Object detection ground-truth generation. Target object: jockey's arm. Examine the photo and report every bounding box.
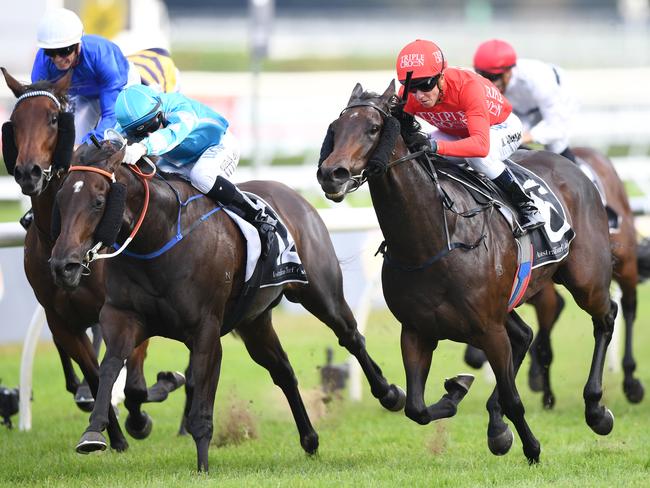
[528,73,571,147]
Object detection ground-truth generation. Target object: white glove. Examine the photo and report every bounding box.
[123,143,147,165]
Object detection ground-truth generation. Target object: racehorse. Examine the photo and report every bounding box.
[48,139,406,472]
[1,68,183,450]
[465,147,645,409]
[316,82,618,464]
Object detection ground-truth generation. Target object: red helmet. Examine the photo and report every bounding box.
[396,39,446,82]
[473,39,517,74]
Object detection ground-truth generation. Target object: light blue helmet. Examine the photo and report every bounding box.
[115,85,162,133]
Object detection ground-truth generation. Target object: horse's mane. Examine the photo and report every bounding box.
[74,141,123,166]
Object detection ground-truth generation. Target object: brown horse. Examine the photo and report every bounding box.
[1,68,183,450]
[316,82,618,464]
[48,139,405,472]
[465,147,645,409]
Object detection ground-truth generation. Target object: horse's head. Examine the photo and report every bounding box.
[50,140,127,290]
[1,67,74,196]
[316,81,403,202]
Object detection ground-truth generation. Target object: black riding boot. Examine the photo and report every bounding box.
[493,168,545,233]
[207,176,277,259]
[560,147,578,164]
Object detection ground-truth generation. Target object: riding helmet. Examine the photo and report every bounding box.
[115,85,162,133]
[473,39,517,75]
[37,8,83,49]
[396,39,446,83]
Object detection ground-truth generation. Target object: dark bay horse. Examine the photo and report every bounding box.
[1,68,182,450]
[316,82,618,464]
[49,140,405,472]
[465,147,644,409]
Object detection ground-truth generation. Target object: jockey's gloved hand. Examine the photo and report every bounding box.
[123,143,147,165]
[428,139,438,154]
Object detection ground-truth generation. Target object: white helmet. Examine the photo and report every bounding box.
[37,8,84,49]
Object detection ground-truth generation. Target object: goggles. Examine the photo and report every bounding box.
[401,76,439,93]
[475,67,513,81]
[44,44,78,59]
[125,112,162,138]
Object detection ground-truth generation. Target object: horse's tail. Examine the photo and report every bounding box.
[127,48,180,93]
[637,237,650,282]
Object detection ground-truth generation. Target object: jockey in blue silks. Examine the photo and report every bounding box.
[114,84,277,257]
[31,8,140,145]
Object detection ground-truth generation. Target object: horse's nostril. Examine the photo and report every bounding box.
[332,167,351,182]
[63,262,79,275]
[30,165,42,178]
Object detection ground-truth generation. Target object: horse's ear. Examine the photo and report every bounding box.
[1,67,26,98]
[380,80,396,102]
[53,70,72,96]
[347,83,364,104]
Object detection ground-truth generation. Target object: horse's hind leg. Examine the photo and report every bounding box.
[400,325,473,425]
[483,315,539,464]
[287,283,405,411]
[237,312,319,455]
[528,285,565,408]
[616,263,644,403]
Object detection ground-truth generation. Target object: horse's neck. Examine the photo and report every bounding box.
[369,156,449,258]
[30,179,61,244]
[119,170,181,251]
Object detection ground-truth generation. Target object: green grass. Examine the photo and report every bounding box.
[1,283,650,486]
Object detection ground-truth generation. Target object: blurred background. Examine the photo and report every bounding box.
[0,0,649,343]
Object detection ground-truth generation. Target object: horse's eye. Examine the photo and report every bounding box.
[369,124,381,135]
[93,196,105,209]
[51,114,58,125]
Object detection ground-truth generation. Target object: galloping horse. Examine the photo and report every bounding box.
[317,82,618,464]
[1,68,182,450]
[465,147,645,409]
[49,139,405,472]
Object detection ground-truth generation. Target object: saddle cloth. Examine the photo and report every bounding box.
[224,193,308,287]
[576,157,621,232]
[438,159,575,269]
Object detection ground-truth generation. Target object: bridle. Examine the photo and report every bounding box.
[67,157,157,267]
[333,99,493,271]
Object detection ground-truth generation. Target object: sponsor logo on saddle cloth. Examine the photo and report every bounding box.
[506,161,576,269]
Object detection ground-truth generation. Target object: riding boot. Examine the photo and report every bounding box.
[19,208,34,230]
[560,147,578,164]
[207,176,277,259]
[492,168,545,233]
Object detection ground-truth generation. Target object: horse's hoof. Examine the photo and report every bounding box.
[380,385,406,412]
[157,370,186,389]
[464,346,487,369]
[588,407,614,436]
[488,426,514,456]
[542,393,555,410]
[444,374,475,394]
[74,385,95,413]
[125,411,153,440]
[301,431,319,455]
[76,431,107,454]
[623,378,645,404]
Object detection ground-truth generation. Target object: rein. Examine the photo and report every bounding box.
[339,101,494,271]
[68,157,157,266]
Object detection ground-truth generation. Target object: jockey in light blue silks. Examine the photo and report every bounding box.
[114,84,277,257]
[31,8,141,145]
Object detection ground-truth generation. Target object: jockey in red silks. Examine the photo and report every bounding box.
[396,39,544,232]
[473,39,578,163]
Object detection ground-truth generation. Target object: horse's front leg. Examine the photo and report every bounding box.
[400,325,473,425]
[483,314,540,464]
[76,306,142,454]
[187,316,223,473]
